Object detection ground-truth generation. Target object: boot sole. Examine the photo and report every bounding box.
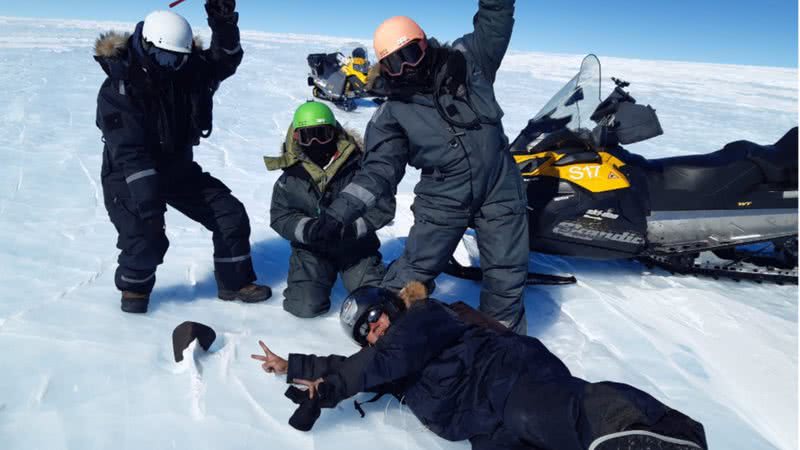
[121,299,149,314]
[218,287,272,303]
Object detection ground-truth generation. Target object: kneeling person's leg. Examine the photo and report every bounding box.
[284,248,337,318]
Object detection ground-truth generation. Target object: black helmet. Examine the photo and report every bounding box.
[340,286,404,346]
[352,47,367,59]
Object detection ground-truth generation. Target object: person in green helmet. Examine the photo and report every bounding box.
[265,102,396,318]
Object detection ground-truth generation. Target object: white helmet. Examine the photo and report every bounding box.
[142,10,193,54]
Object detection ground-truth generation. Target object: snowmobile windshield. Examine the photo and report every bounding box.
[533,54,602,133]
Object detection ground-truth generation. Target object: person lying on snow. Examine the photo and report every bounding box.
[264,101,396,318]
[94,0,270,313]
[305,0,531,334]
[251,282,707,450]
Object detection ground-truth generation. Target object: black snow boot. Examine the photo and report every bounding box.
[121,291,150,314]
[218,283,272,303]
[590,431,703,450]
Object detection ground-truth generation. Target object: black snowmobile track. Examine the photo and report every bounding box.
[444,258,577,286]
[640,255,798,285]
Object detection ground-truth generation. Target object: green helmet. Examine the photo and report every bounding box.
[292,101,336,130]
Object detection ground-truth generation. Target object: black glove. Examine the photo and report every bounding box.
[205,0,236,20]
[285,387,321,432]
[307,213,343,243]
[142,216,165,241]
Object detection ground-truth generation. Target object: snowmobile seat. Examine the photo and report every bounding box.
[642,129,798,210]
[747,127,798,186]
[644,142,765,210]
[647,128,798,193]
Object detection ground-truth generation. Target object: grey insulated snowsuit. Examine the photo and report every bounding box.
[267,127,396,318]
[326,0,530,332]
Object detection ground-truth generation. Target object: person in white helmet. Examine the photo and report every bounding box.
[94,0,271,313]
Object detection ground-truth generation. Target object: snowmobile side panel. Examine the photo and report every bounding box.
[526,174,648,260]
[647,208,798,253]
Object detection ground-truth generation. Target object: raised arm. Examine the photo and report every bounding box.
[203,0,244,82]
[97,81,164,219]
[326,105,408,227]
[454,0,515,83]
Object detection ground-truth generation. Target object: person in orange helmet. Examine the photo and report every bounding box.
[308,1,530,334]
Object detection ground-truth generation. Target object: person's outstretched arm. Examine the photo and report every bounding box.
[326,105,408,227]
[454,0,515,83]
[347,188,397,239]
[203,0,244,82]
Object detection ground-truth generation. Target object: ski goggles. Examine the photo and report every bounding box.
[380,40,427,77]
[356,307,386,341]
[143,39,189,71]
[295,125,336,146]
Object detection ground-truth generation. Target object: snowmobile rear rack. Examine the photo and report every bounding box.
[444,258,577,286]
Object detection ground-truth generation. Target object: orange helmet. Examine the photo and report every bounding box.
[373,16,428,61]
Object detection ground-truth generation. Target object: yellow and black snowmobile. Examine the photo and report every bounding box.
[307,47,373,111]
[448,55,798,285]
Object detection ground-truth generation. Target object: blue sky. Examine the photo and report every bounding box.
[1,0,797,67]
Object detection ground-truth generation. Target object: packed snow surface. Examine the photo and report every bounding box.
[0,16,797,450]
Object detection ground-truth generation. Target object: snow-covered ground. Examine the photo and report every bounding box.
[0,15,797,450]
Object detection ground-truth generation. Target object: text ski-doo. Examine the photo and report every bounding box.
[447,54,798,285]
[307,47,373,111]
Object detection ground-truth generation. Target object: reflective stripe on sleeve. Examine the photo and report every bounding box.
[294,217,312,244]
[355,217,367,239]
[222,44,242,55]
[342,184,376,207]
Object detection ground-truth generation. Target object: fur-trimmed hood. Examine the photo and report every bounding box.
[398,281,428,309]
[263,123,364,192]
[94,30,131,59]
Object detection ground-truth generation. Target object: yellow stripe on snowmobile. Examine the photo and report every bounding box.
[514,151,631,193]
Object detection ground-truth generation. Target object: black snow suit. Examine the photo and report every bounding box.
[286,298,708,450]
[95,15,254,294]
[326,0,530,333]
[266,126,396,317]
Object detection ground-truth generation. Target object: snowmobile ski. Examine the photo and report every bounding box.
[444,258,577,286]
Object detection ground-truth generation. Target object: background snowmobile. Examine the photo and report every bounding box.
[447,55,798,285]
[307,47,372,111]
